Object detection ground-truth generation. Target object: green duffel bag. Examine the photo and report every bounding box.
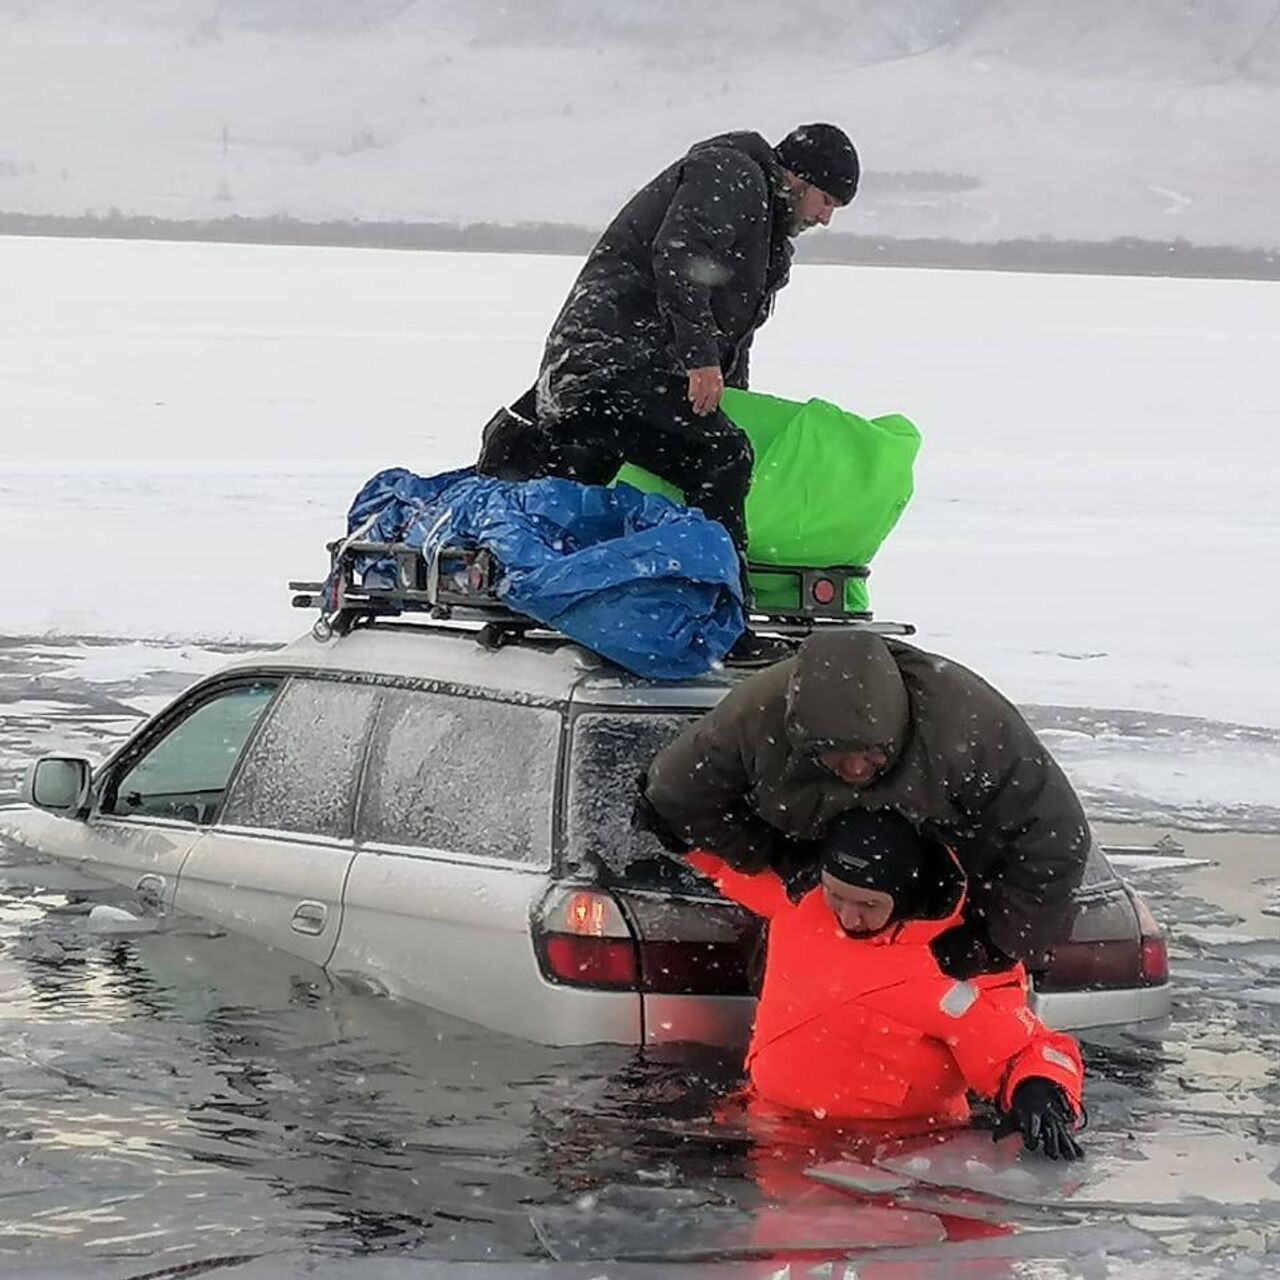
[615,388,921,613]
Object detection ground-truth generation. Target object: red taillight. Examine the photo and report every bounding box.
[1132,892,1169,986]
[543,935,638,988]
[623,894,760,996]
[1037,939,1142,990]
[535,888,639,991]
[637,940,753,995]
[534,888,761,996]
[1140,936,1169,985]
[812,577,837,605]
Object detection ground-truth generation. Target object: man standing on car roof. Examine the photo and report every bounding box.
[477,124,861,665]
[634,629,1093,979]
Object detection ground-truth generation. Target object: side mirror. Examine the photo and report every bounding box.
[21,756,93,818]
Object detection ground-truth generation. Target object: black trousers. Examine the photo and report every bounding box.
[541,397,754,559]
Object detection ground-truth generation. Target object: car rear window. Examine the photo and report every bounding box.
[568,709,1119,899]
[567,710,714,893]
[1082,839,1120,888]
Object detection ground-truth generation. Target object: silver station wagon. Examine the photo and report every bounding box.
[6,614,1170,1048]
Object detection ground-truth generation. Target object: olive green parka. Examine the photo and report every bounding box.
[645,631,1091,967]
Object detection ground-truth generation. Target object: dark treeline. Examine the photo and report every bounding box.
[4,209,1278,281]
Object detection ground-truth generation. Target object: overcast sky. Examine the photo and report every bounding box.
[1,1,1275,247]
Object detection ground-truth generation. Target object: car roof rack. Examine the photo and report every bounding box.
[289,537,914,650]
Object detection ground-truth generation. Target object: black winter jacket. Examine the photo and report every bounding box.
[536,131,793,426]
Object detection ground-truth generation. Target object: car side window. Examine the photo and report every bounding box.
[104,681,280,825]
[357,687,560,865]
[221,677,381,840]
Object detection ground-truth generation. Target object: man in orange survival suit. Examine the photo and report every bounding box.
[684,808,1086,1160]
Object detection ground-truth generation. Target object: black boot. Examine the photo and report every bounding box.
[477,388,544,480]
[725,628,793,667]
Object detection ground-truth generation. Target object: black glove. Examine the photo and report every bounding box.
[995,1078,1084,1161]
[630,773,691,854]
[769,835,822,903]
[930,918,1012,979]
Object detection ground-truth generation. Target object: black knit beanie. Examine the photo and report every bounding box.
[820,808,950,920]
[775,123,860,205]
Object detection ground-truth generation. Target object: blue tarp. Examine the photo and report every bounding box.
[345,467,745,680]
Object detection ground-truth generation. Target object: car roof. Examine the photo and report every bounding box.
[218,622,746,710]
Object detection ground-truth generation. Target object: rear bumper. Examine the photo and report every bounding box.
[1031,981,1171,1031]
[518,981,646,1046]
[643,993,754,1050]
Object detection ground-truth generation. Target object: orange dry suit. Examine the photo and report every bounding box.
[686,849,1084,1128]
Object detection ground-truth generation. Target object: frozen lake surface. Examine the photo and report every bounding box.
[2,642,1280,1277]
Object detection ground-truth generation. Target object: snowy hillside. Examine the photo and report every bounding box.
[0,0,1277,248]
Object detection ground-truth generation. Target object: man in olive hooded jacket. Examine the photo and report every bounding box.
[640,631,1092,976]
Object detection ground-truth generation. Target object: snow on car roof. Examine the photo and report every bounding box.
[571,663,740,709]
[216,624,589,702]
[217,622,747,708]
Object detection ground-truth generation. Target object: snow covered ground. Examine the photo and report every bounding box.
[1,234,1278,828]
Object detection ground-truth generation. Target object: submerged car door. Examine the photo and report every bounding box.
[174,676,380,968]
[328,684,562,1040]
[81,677,282,907]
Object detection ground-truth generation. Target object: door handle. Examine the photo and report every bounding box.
[290,901,328,936]
[136,874,165,902]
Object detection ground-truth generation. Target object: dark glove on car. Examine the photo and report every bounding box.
[995,1077,1085,1161]
[630,773,692,854]
[930,918,1013,979]
[770,835,822,903]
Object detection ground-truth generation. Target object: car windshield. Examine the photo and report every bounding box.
[566,710,715,893]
